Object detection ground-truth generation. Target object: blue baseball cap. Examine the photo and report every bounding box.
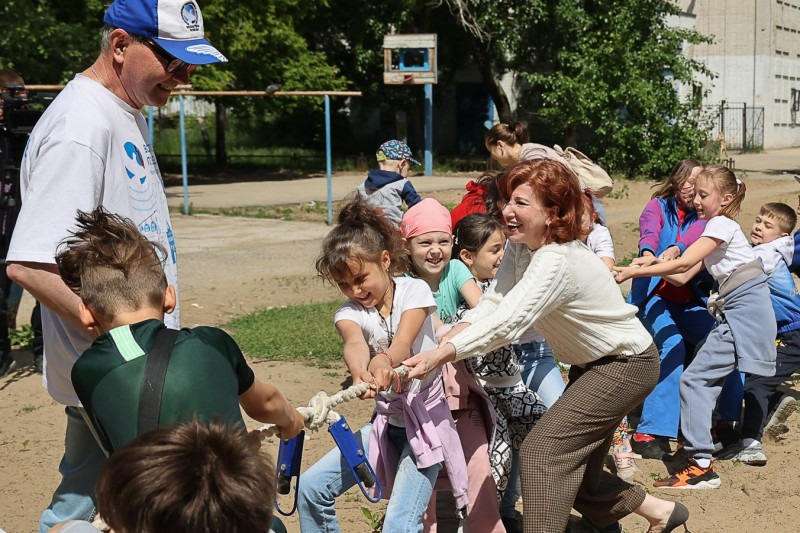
[376,140,421,166]
[104,0,227,65]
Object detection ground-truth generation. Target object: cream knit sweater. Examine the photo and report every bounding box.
[451,240,652,366]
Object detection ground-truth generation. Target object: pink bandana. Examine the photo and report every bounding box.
[401,198,452,239]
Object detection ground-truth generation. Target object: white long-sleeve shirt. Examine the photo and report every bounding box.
[451,240,652,366]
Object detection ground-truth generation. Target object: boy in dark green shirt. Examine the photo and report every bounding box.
[56,208,304,454]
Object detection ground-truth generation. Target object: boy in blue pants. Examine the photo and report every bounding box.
[722,202,800,464]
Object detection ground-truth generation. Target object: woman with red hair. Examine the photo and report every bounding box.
[405,159,689,533]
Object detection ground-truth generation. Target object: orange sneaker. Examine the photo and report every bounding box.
[654,458,721,489]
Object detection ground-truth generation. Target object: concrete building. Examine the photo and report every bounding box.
[679,0,800,149]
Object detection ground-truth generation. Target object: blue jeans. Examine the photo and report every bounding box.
[296,422,441,533]
[500,341,566,518]
[39,406,107,533]
[516,340,565,409]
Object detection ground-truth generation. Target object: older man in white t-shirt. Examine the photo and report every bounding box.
[5,1,227,530]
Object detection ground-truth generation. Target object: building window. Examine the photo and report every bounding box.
[793,89,800,123]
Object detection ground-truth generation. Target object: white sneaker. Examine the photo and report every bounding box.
[727,443,767,466]
[764,395,797,441]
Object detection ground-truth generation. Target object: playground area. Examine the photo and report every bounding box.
[3,149,800,531]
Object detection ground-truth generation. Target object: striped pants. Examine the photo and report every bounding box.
[519,344,659,532]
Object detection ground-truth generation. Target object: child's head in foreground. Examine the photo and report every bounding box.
[452,213,506,283]
[401,198,454,282]
[750,202,797,245]
[95,418,275,533]
[693,165,746,220]
[316,197,407,308]
[55,208,174,331]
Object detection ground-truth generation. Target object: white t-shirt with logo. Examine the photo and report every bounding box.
[7,74,180,405]
[700,215,755,284]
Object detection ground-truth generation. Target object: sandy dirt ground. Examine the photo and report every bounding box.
[2,155,800,532]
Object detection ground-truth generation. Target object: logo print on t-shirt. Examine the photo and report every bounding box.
[124,141,156,213]
[124,142,146,185]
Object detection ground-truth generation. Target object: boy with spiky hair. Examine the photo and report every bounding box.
[56,208,304,454]
[720,202,800,465]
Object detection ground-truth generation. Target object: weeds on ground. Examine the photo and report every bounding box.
[617,252,639,267]
[18,405,41,415]
[10,324,34,349]
[607,184,630,200]
[362,506,386,532]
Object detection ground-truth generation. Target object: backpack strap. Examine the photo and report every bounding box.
[138,327,180,436]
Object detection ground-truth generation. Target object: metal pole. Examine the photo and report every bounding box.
[148,106,154,145]
[325,95,333,226]
[742,102,748,151]
[424,84,433,176]
[179,95,189,215]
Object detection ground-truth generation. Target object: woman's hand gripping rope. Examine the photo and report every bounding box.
[257,366,412,440]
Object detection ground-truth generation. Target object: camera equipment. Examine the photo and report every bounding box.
[1,84,55,134]
[0,84,54,257]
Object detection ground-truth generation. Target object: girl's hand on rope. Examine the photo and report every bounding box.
[354,370,378,399]
[368,358,398,393]
[657,246,681,262]
[631,255,659,267]
[612,265,641,284]
[404,343,456,380]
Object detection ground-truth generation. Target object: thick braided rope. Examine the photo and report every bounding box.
[258,365,411,439]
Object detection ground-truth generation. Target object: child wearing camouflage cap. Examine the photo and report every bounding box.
[357,140,422,227]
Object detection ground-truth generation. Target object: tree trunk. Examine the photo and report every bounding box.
[214,100,227,168]
[474,46,513,123]
[564,122,580,148]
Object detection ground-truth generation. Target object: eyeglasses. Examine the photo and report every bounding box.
[143,40,196,74]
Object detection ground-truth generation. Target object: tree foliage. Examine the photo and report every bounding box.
[520,0,715,177]
[433,0,715,177]
[0,0,105,84]
[1,0,715,175]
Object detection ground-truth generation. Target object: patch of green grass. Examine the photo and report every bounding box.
[174,201,337,223]
[225,301,345,365]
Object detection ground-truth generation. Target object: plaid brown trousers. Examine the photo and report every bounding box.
[519,344,659,532]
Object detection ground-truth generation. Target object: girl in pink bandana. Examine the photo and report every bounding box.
[402,199,505,533]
